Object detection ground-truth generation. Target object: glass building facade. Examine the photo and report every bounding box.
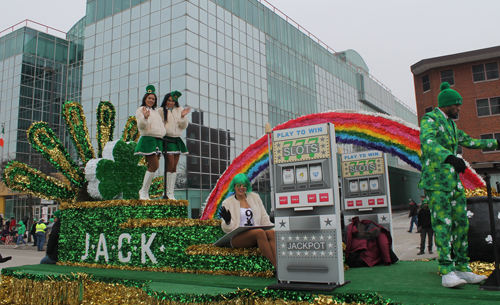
[0,22,83,218]
[1,0,419,218]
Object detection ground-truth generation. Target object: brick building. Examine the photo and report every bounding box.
[411,46,500,181]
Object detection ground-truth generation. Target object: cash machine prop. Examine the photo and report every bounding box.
[340,150,393,234]
[270,123,345,290]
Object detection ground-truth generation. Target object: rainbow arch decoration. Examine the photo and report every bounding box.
[200,110,486,220]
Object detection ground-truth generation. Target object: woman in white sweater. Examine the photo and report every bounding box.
[134,85,166,200]
[219,174,276,267]
[159,91,191,200]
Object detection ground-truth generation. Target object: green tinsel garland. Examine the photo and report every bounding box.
[121,116,140,142]
[96,101,116,158]
[58,204,278,276]
[2,161,77,201]
[27,121,85,187]
[0,269,400,305]
[62,101,95,165]
[150,176,165,199]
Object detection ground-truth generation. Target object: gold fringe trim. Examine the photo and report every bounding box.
[120,218,221,229]
[470,261,495,276]
[0,274,372,305]
[466,186,500,198]
[58,261,275,278]
[59,198,189,210]
[186,244,264,257]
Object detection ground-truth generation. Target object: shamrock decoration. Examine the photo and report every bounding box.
[85,140,147,200]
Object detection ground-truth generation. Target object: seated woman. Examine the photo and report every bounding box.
[219,174,276,267]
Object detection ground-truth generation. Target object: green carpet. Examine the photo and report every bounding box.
[4,261,499,304]
[336,261,499,305]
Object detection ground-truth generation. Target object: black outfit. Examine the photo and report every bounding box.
[418,207,433,253]
[30,222,37,246]
[0,253,12,263]
[46,220,60,262]
[408,202,419,232]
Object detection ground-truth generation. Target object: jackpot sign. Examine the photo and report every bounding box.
[273,125,330,164]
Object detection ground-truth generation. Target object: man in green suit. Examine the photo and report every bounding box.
[419,82,499,288]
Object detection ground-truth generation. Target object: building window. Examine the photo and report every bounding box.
[472,62,499,82]
[480,133,500,152]
[440,69,454,85]
[422,74,430,92]
[476,97,500,117]
[424,106,433,113]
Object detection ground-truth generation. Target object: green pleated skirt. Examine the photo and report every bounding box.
[164,136,188,155]
[134,136,163,155]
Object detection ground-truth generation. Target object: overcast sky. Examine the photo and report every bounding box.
[2,0,500,112]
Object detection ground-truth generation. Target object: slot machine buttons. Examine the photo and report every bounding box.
[279,196,288,205]
[319,193,329,202]
[307,194,317,203]
[377,198,385,205]
[291,195,300,204]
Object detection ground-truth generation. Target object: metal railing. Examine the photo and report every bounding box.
[0,19,67,39]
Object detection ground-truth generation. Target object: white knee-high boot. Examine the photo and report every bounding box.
[139,171,155,200]
[166,172,177,200]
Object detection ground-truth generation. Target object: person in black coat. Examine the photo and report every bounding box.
[40,211,61,264]
[417,203,434,255]
[408,199,419,233]
[30,218,37,246]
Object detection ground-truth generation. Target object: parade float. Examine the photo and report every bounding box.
[1,101,498,304]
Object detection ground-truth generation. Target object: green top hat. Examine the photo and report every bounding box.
[145,85,156,95]
[171,90,182,101]
[54,210,61,219]
[438,82,462,107]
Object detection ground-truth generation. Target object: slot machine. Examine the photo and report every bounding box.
[272,123,344,287]
[340,150,393,234]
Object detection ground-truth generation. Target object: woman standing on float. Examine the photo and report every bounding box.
[134,85,166,200]
[159,91,191,199]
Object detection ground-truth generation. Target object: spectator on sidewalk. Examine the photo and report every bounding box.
[40,210,61,265]
[1,225,12,245]
[14,221,27,248]
[22,215,29,226]
[35,219,47,251]
[417,202,433,255]
[408,199,419,233]
[8,216,16,232]
[30,218,37,247]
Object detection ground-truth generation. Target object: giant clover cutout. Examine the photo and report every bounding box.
[85,140,147,200]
